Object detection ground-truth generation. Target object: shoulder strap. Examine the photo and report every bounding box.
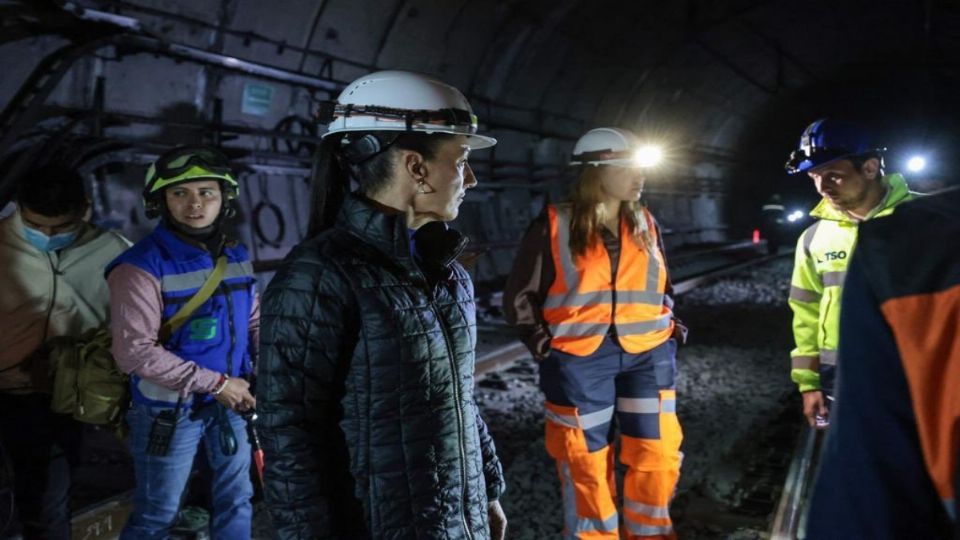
[158,255,229,343]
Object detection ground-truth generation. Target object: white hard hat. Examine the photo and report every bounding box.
[570,127,642,167]
[320,70,496,150]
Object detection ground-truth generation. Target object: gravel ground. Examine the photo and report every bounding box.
[475,256,799,539]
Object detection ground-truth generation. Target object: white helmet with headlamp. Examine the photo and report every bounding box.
[319,70,496,152]
[570,127,662,168]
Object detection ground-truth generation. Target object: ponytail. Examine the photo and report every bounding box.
[307,136,349,238]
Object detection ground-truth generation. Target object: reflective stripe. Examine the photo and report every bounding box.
[943,498,956,521]
[161,261,253,292]
[791,356,818,370]
[616,316,672,335]
[554,207,580,292]
[822,271,846,287]
[661,398,676,413]
[551,322,610,338]
[789,286,821,303]
[545,290,612,309]
[619,290,665,306]
[820,349,838,366]
[644,213,661,294]
[625,521,674,536]
[579,406,615,430]
[624,499,670,519]
[545,289,663,308]
[617,397,660,414]
[546,409,580,429]
[560,462,619,538]
[574,513,619,534]
[560,462,579,540]
[137,378,181,403]
[802,220,821,257]
[762,204,785,211]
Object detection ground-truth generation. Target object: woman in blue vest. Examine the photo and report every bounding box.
[106,146,258,539]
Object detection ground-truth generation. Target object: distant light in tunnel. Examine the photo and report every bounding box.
[633,145,663,168]
[907,156,926,173]
[787,210,805,223]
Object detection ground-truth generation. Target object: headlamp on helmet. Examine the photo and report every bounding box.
[318,70,496,151]
[785,118,884,175]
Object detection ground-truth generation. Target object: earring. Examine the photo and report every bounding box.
[417,181,426,194]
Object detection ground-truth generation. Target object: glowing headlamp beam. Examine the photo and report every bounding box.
[633,145,663,168]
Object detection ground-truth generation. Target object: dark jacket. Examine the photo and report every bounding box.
[257,193,505,539]
[807,189,960,539]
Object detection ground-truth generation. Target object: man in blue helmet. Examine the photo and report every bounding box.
[783,118,913,428]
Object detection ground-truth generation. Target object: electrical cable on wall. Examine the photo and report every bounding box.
[252,175,286,248]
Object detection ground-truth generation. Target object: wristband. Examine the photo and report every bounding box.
[211,375,229,396]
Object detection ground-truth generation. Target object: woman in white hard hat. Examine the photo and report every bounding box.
[504,127,683,540]
[257,70,507,539]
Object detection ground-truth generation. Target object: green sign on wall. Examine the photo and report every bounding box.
[242,82,274,116]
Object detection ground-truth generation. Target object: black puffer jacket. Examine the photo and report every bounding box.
[258,193,505,539]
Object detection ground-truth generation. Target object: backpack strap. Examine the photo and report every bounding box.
[158,255,229,343]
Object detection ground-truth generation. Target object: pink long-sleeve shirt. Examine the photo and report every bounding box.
[107,263,260,396]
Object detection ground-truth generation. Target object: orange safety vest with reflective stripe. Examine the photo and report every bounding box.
[543,204,674,357]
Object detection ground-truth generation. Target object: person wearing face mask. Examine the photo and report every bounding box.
[0,164,130,539]
[503,128,683,540]
[105,146,258,539]
[257,70,507,539]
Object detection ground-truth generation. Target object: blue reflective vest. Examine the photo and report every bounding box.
[107,223,256,407]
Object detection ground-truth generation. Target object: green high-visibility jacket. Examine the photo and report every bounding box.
[788,173,913,393]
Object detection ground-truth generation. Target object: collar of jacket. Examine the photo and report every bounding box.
[809,172,912,223]
[153,221,236,259]
[337,193,468,270]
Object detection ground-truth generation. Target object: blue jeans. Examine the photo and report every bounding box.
[122,402,253,539]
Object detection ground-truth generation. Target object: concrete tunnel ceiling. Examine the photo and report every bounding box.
[3,0,960,203]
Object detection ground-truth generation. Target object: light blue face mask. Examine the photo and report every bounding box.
[22,225,79,252]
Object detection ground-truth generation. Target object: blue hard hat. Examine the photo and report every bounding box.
[784,118,882,175]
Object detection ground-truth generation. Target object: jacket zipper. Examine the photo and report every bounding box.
[425,282,473,540]
[43,252,59,342]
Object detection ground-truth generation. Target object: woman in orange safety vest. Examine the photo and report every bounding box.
[504,127,684,540]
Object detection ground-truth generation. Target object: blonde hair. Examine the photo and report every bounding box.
[568,166,653,259]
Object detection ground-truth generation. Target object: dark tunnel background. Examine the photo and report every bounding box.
[1,0,958,283]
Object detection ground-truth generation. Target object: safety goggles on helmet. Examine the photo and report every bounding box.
[144,146,239,197]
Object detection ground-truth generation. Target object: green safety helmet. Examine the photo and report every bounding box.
[143,146,239,218]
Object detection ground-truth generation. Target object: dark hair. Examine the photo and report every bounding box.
[307,131,454,237]
[850,152,885,179]
[16,164,88,217]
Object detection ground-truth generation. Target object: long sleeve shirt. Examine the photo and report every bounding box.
[107,263,260,396]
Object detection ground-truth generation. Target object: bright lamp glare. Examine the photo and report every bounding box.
[634,145,663,168]
[787,210,804,223]
[907,156,926,173]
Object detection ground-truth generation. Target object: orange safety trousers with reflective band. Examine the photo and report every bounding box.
[543,205,674,357]
[541,339,682,540]
[544,392,682,539]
